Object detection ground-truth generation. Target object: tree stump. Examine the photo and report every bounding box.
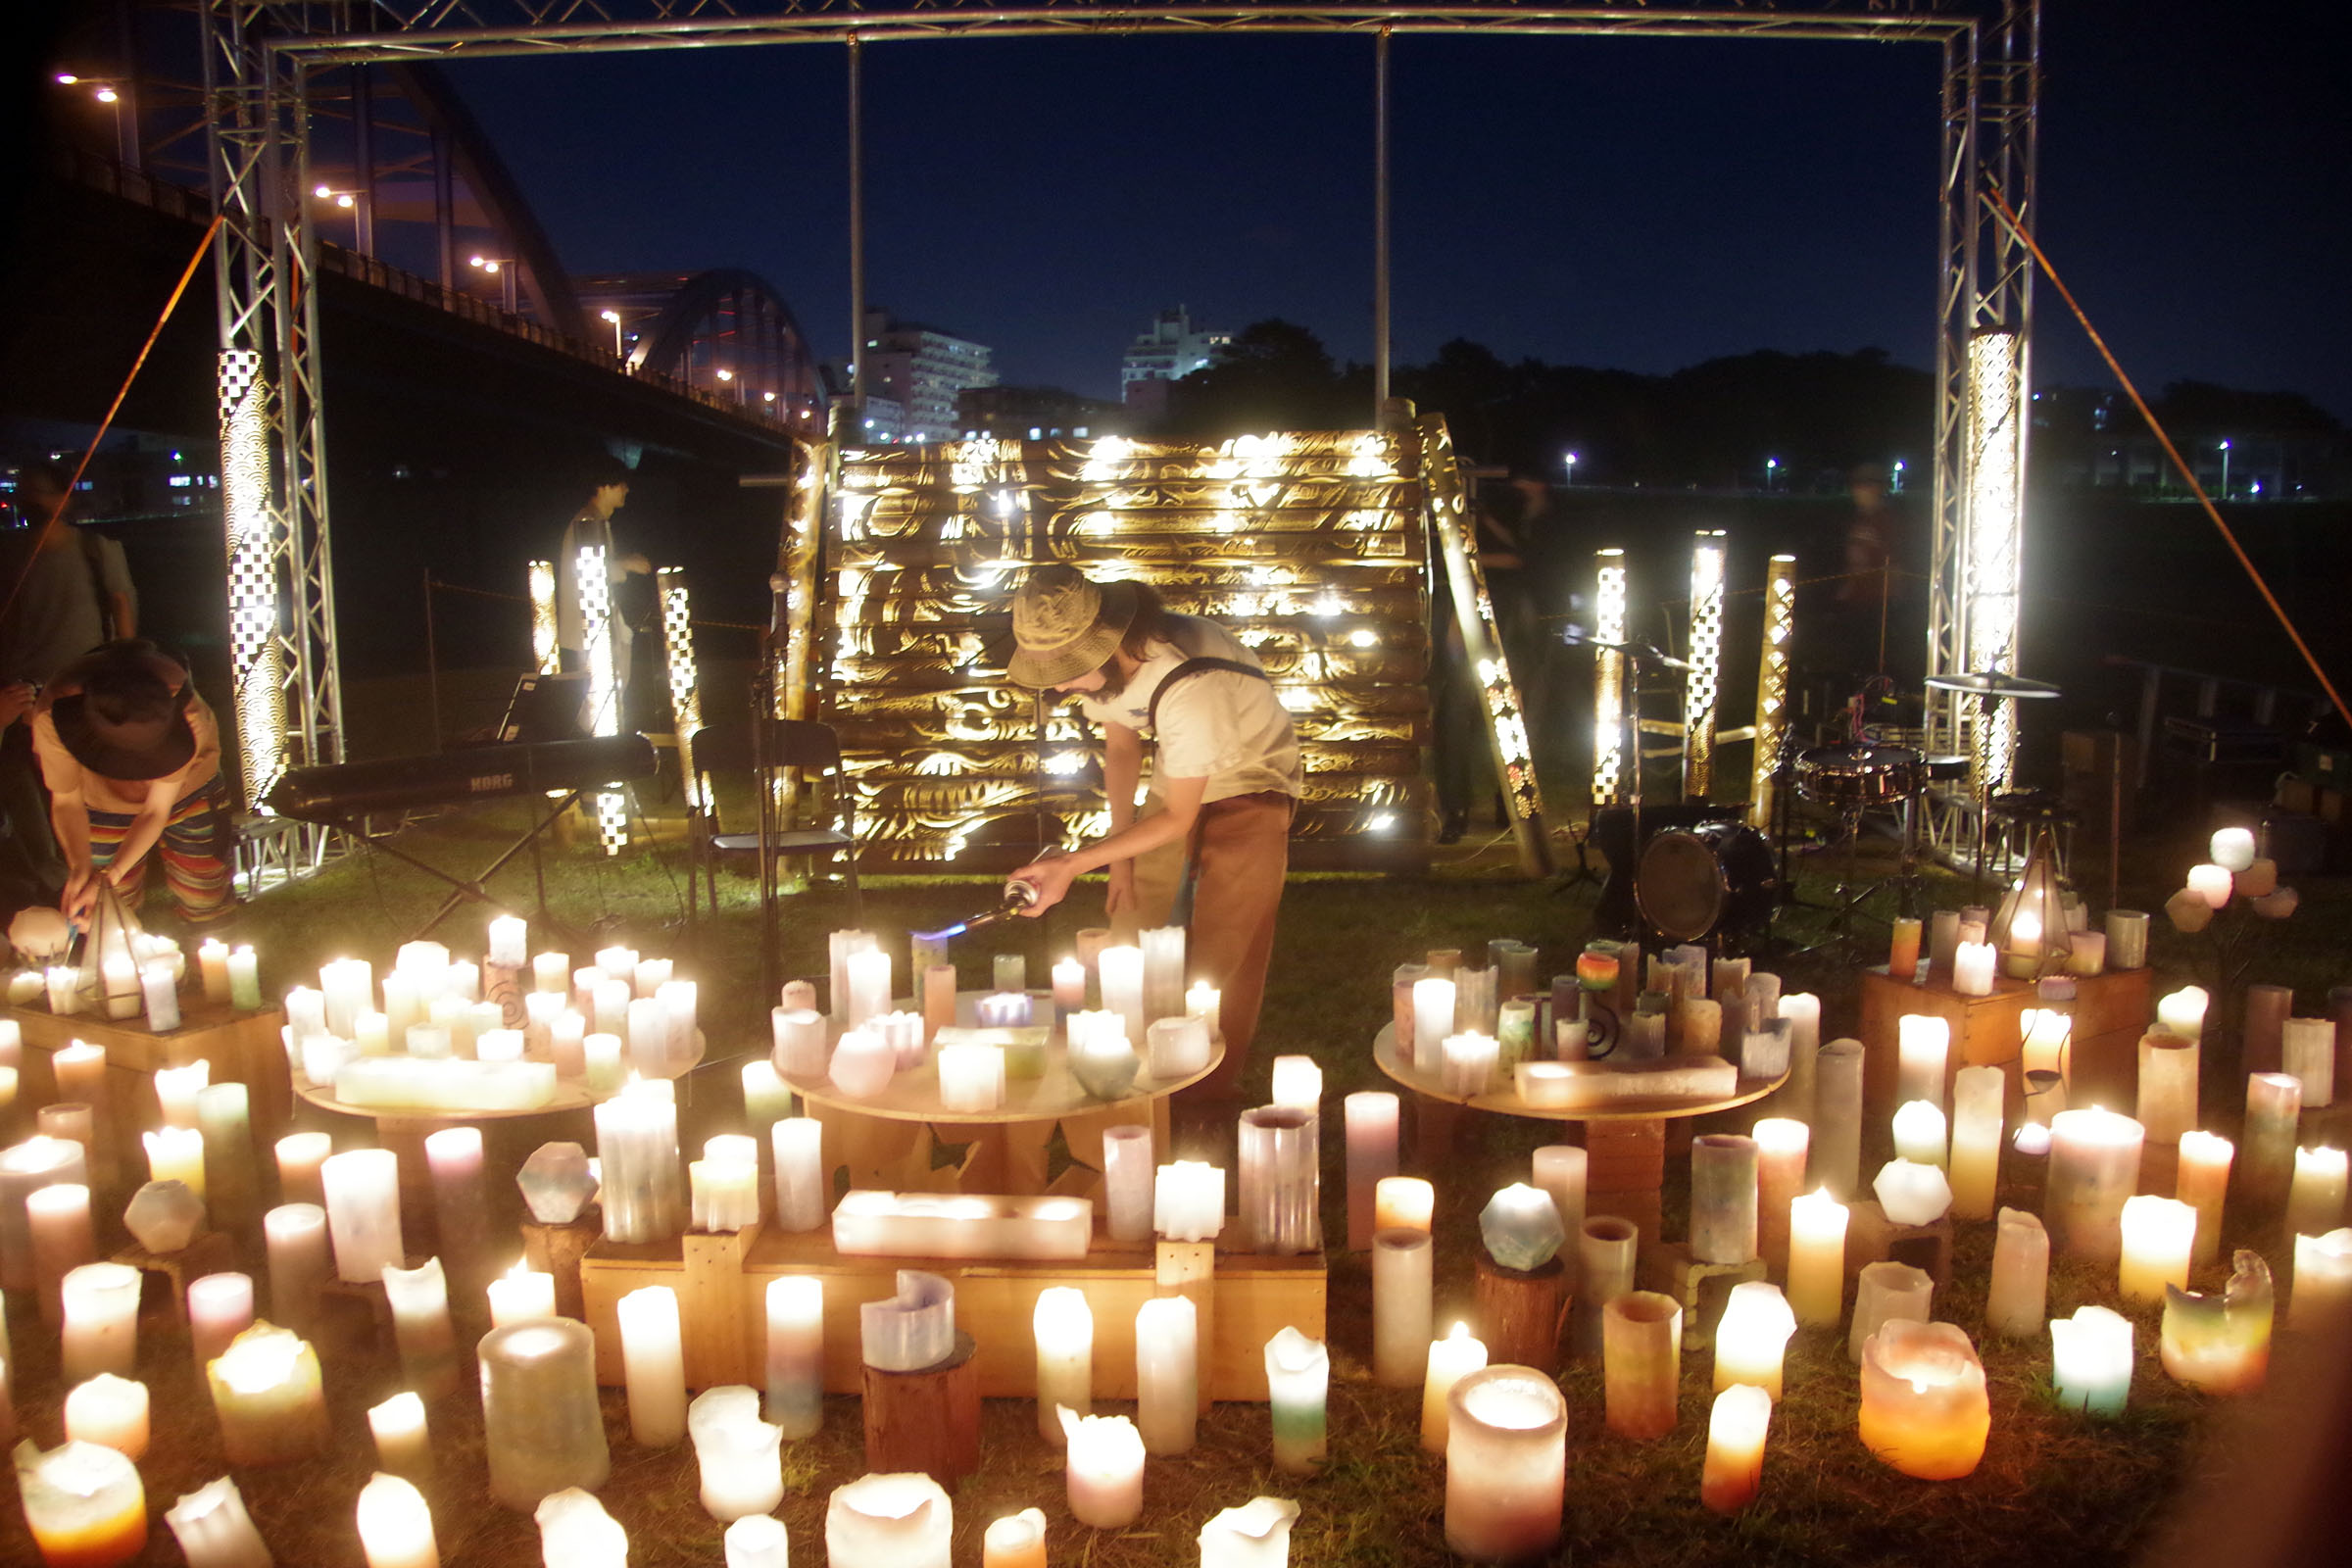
[521,1212,601,1323]
[862,1330,981,1486]
[1474,1253,1571,1372]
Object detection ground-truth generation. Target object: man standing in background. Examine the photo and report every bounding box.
[554,460,652,732]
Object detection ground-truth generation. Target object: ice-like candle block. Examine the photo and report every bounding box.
[2286,1145,2348,1239]
[1603,1293,1682,1439]
[2044,1107,2144,1261]
[618,1286,688,1446]
[936,1042,1006,1113]
[1102,1124,1154,1244]
[333,1056,558,1111]
[1033,1286,1092,1444]
[1137,1296,1199,1455]
[1506,1055,1741,1109]
[1858,1319,1988,1479]
[831,1191,1094,1261]
[1895,1015,1948,1113]
[320,1149,404,1283]
[1690,1134,1758,1264]
[1239,1106,1319,1255]
[690,1136,762,1233]
[206,1322,329,1465]
[687,1385,784,1523]
[2290,1228,2352,1330]
[1938,1066,1999,1221]
[1421,1321,1489,1451]
[1849,1261,1934,1365]
[2185,861,2232,909]
[595,1077,684,1245]
[1372,1228,1434,1388]
[1440,1031,1499,1096]
[1410,978,1456,1072]
[1951,941,1996,997]
[478,1318,611,1510]
[769,1117,827,1234]
[1375,1175,1435,1234]
[63,1373,149,1459]
[2162,1250,2274,1394]
[15,1439,147,1568]
[1873,1158,1952,1227]
[186,1271,254,1367]
[2120,1194,2197,1304]
[1984,1206,2050,1338]
[1154,1161,1225,1242]
[1713,1281,1795,1399]
[164,1476,270,1568]
[1098,944,1146,1050]
[382,1258,462,1399]
[2050,1304,2133,1416]
[860,1270,955,1373]
[772,1007,827,1077]
[62,1261,141,1382]
[1443,1366,1566,1560]
[1050,1407,1143,1531]
[1197,1496,1297,1568]
[1787,1190,1847,1328]
[2283,1017,2337,1107]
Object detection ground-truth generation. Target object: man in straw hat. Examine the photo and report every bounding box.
[30,640,234,926]
[1004,564,1300,1111]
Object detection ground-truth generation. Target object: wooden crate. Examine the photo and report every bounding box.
[1856,965,2151,1118]
[8,999,293,1167]
[578,1222,1326,1403]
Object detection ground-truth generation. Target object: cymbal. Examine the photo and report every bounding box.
[1925,670,2061,698]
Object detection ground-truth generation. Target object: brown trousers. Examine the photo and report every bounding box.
[1117,790,1295,1101]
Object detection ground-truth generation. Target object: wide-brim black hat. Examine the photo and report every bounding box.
[46,643,198,781]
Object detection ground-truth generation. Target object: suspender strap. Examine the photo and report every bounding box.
[1146,657,1270,734]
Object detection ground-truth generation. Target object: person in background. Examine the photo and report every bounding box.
[554,460,653,730]
[31,640,234,928]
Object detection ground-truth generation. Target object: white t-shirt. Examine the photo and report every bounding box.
[1077,614,1302,805]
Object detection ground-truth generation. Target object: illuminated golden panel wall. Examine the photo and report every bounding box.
[821,431,1431,868]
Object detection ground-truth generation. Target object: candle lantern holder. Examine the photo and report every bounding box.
[69,881,161,1023]
[1988,830,2074,981]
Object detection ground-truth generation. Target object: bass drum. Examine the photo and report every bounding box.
[1635,821,1782,946]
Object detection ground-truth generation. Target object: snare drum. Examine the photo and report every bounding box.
[1793,743,1926,808]
[1635,820,1781,945]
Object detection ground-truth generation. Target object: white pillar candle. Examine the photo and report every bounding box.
[1947,1066,2004,1220]
[1034,1287,1093,1443]
[2283,1018,2338,1107]
[2177,1130,2234,1269]
[1787,1190,1847,1327]
[1410,977,1456,1072]
[687,1385,785,1523]
[1269,1054,1321,1111]
[1098,945,1147,1049]
[15,1440,147,1567]
[937,1042,1006,1112]
[1058,1409,1145,1529]
[581,1027,621,1092]
[141,958,182,1033]
[2119,1194,2197,1303]
[1,1135,88,1292]
[478,1319,611,1510]
[64,1373,150,1459]
[1814,1039,1866,1199]
[144,1125,207,1198]
[321,1149,406,1282]
[1374,1175,1435,1234]
[1891,1100,1948,1169]
[1952,941,1996,997]
[763,1275,825,1440]
[1713,1281,1796,1399]
[1531,1145,1589,1284]
[484,914,529,969]
[844,949,892,1031]
[691,1135,762,1232]
[1895,1016,1949,1112]
[1153,1161,1225,1242]
[1198,1496,1297,1568]
[1372,1227,1435,1387]
[26,1181,96,1325]
[1443,1366,1566,1560]
[2286,1146,2349,1239]
[2050,1304,2134,1415]
[618,1285,688,1446]
[1052,956,1087,1015]
[1136,1295,1199,1455]
[1700,1382,1772,1514]
[264,1202,330,1335]
[2045,1107,2145,1261]
[1264,1326,1330,1475]
[726,1514,789,1568]
[489,1260,559,1326]
[206,1322,330,1466]
[382,1259,461,1400]
[165,1476,270,1568]
[62,1260,142,1382]
[1848,1260,1934,1366]
[537,1488,628,1563]
[740,1060,791,1134]
[2158,984,2210,1042]
[771,1116,827,1233]
[2290,1228,2352,1331]
[2185,862,2232,909]
[1101,1124,1154,1244]
[186,1271,255,1366]
[1985,1206,2051,1338]
[2242,1071,2304,1212]
[369,1392,432,1481]
[358,1472,438,1568]
[1420,1321,1489,1452]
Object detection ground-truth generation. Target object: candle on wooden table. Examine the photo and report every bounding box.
[357,1472,438,1568]
[1713,1281,1796,1399]
[1153,1161,1225,1242]
[1895,1016,1949,1112]
[1858,1319,1989,1479]
[2045,1107,2144,1261]
[489,1259,559,1326]
[2285,1146,2349,1239]
[186,1271,254,1366]
[618,1286,688,1446]
[1410,978,1456,1072]
[2161,1250,2274,1395]
[206,1321,330,1465]
[2050,1305,2133,1415]
[1849,1261,1934,1364]
[1891,1101,1948,1170]
[2241,1072,2303,1213]
[264,1203,330,1335]
[62,1261,141,1382]
[369,1391,432,1481]
[1887,916,1922,978]
[1371,1227,1434,1387]
[937,1042,1006,1113]
[1443,1366,1566,1560]
[1787,1190,1847,1327]
[687,1385,784,1523]
[1136,1296,1199,1455]
[1603,1293,1682,1439]
[64,1373,149,1459]
[770,1117,826,1234]
[1952,941,1996,997]
[198,939,232,1003]
[690,1135,762,1232]
[1100,1125,1153,1244]
[2119,1195,2197,1304]
[983,1508,1049,1568]
[1058,1409,1145,1529]
[26,1182,95,1326]
[2290,1228,2352,1330]
[1098,945,1146,1047]
[13,1440,146,1568]
[164,1476,270,1568]
[1034,1287,1092,1443]
[155,1060,209,1127]
[1420,1321,1489,1451]
[1440,1031,1499,1096]
[479,1318,611,1509]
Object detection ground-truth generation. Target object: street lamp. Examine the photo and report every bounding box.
[2219,439,2231,501]
[599,309,624,358]
[312,183,374,256]
[1891,458,1907,494]
[1562,450,1580,487]
[55,73,135,167]
[1765,457,1779,492]
[467,255,518,314]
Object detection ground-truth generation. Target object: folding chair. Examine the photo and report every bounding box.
[686,718,864,927]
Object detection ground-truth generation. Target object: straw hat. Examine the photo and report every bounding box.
[1007,564,1138,689]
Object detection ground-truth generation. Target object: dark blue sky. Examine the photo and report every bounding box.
[446,0,2350,416]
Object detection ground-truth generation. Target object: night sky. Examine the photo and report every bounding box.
[433,1,2341,418]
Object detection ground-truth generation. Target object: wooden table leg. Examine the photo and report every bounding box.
[372,1115,451,1255]
[1585,1117,1667,1241]
[810,1102,932,1192]
[1413,1096,1465,1168]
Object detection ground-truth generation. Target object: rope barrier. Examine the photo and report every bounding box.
[423,577,764,633]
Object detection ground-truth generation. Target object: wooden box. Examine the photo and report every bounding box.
[1856,965,2151,1118]
[578,1222,1326,1403]
[7,998,293,1169]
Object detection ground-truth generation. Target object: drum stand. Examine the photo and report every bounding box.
[1780,793,1926,955]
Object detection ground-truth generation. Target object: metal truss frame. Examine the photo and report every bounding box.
[202,0,2034,874]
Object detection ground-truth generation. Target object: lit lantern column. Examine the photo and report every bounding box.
[1683,530,1726,799]
[1591,548,1627,807]
[1747,553,1796,829]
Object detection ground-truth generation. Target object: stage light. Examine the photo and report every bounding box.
[1965,328,2025,794]
[1591,548,1627,808]
[527,560,559,674]
[1685,530,1727,799]
[1749,554,1797,828]
[219,352,287,814]
[659,568,705,808]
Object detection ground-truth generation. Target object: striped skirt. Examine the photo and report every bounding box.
[87,774,235,923]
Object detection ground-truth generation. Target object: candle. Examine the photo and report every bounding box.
[1947,1066,2003,1220]
[1689,1134,1758,1264]
[1872,1158,1953,1227]
[1787,1190,1847,1327]
[2104,908,2149,969]
[984,1508,1049,1568]
[1411,977,1456,1072]
[1101,1124,1154,1244]
[321,1149,405,1282]
[155,1060,210,1127]
[2160,1250,2274,1395]
[63,1374,149,1459]
[763,1275,824,1439]
[1136,1296,1199,1455]
[1529,1148,1589,1287]
[595,1077,685,1244]
[2241,1072,2304,1213]
[1951,941,1995,997]
[358,1472,438,1568]
[197,939,232,1002]
[1440,1030,1500,1096]
[726,1515,789,1568]
[2285,1146,2349,1238]
[1713,1280,1796,1399]
[1374,1175,1434,1234]
[1690,1383,1773,1517]
[690,1135,762,1232]
[618,1285,688,1446]
[165,1477,270,1568]
[2050,1304,2133,1415]
[2133,1031,2199,1148]
[2176,1131,2233,1269]
[1891,1101,1948,1169]
[1896,1015,1949,1112]
[1372,1227,1434,1387]
[937,1042,1006,1113]
[862,1270,955,1371]
[186,1271,255,1366]
[2045,1107,2145,1261]
[2290,1228,2352,1331]
[537,1489,627,1562]
[1264,1326,1328,1475]
[687,1385,784,1523]
[2,1136,88,1291]
[206,1322,330,1465]
[1849,1261,1934,1365]
[1153,1161,1225,1242]
[1887,916,1923,978]
[143,1125,206,1199]
[480,1318,611,1509]
[1814,1039,1866,1200]
[14,1440,146,1568]
[1342,1093,1398,1250]
[2210,825,2256,871]
[1421,1321,1491,1451]
[1576,1216,1640,1358]
[382,1259,462,1400]
[2186,861,2232,909]
[1051,1405,1145,1529]
[26,1183,95,1326]
[1984,1206,2051,1338]
[2283,1018,2337,1107]
[1098,945,1146,1048]
[1198,1496,1298,1568]
[826,1026,895,1101]
[1857,1319,1988,1479]
[829,1471,954,1562]
[264,1203,330,1335]
[1034,1287,1093,1443]
[2119,1194,2197,1304]
[771,1117,826,1233]
[1443,1366,1566,1560]
[369,1391,432,1481]
[489,1259,559,1326]
[1602,1293,1682,1439]
[61,1261,141,1382]
[2239,858,2279,898]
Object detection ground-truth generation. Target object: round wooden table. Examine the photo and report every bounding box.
[1372,1022,1785,1236]
[784,991,1223,1196]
